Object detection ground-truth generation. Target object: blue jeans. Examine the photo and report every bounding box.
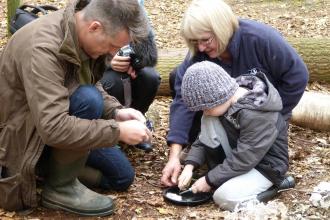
[69,85,135,191]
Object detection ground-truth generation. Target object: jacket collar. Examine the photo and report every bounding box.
[58,0,89,66]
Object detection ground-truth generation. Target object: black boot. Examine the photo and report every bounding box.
[135,119,153,152]
[256,175,295,202]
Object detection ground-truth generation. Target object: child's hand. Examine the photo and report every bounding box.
[178,164,194,190]
[191,176,211,193]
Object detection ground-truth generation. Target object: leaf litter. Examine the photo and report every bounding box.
[0,0,330,219]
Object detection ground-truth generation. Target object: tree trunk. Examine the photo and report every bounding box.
[156,48,188,96]
[291,91,330,131]
[155,38,330,96]
[7,0,21,35]
[289,38,330,83]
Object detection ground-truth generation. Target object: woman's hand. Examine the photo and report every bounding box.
[191,176,212,193]
[178,164,194,190]
[161,144,183,187]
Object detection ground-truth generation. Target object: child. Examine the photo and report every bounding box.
[178,61,289,211]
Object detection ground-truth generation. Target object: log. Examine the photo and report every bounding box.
[155,38,330,96]
[156,48,188,96]
[7,0,21,35]
[289,38,330,83]
[291,91,330,131]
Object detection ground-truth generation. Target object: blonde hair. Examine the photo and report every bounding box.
[181,0,239,56]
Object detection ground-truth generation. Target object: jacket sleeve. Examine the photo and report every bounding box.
[184,139,206,168]
[95,81,123,120]
[22,45,121,150]
[205,111,279,188]
[260,30,309,119]
[167,53,196,145]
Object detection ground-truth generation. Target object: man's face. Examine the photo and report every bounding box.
[81,22,130,59]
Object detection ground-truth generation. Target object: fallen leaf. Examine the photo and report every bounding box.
[135,207,143,215]
[4,212,15,218]
[157,207,173,215]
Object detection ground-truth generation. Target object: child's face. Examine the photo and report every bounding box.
[203,99,231,117]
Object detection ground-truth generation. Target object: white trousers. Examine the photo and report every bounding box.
[213,168,273,211]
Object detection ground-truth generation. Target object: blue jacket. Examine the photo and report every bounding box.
[168,19,308,146]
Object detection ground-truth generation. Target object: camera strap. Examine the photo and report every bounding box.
[122,76,132,107]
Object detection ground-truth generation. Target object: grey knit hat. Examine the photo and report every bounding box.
[181,61,239,111]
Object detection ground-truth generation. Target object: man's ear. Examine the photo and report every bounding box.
[88,21,103,33]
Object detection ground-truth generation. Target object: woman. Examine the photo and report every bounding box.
[161,0,308,190]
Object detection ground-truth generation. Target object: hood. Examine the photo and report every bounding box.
[228,71,283,115]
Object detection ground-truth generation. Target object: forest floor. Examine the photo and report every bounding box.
[0,0,330,219]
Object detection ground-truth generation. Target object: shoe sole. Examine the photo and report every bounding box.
[41,197,115,217]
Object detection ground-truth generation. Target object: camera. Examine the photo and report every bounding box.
[117,45,144,70]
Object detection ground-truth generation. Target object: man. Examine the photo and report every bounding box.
[0,0,149,217]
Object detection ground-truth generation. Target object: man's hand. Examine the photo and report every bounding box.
[161,144,183,186]
[191,176,212,193]
[115,108,146,123]
[178,164,194,190]
[118,120,151,145]
[111,54,137,79]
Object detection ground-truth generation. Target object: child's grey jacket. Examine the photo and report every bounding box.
[185,72,288,188]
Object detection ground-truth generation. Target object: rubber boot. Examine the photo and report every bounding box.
[41,149,114,217]
[78,166,103,189]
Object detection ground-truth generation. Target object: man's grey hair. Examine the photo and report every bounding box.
[81,0,148,43]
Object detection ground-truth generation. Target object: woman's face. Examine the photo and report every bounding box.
[189,32,219,58]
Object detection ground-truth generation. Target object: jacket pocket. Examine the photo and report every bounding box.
[0,122,7,160]
[0,173,24,211]
[0,122,4,133]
